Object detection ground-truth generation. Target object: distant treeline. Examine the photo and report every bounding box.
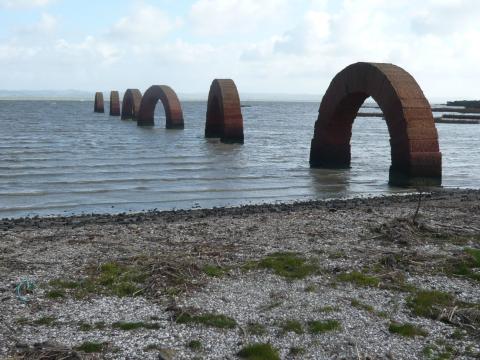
[446,100,480,108]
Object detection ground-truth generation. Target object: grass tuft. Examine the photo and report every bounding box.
[176,312,236,329]
[75,341,104,353]
[308,319,341,334]
[112,321,160,331]
[202,264,225,277]
[256,252,318,280]
[46,289,66,299]
[280,319,303,334]
[238,343,280,360]
[247,322,267,335]
[337,271,380,287]
[187,340,202,351]
[33,316,56,326]
[406,290,455,319]
[388,322,428,337]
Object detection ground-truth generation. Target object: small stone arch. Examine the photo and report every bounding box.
[94,92,104,113]
[205,79,244,144]
[121,89,142,120]
[310,62,441,186]
[109,91,120,116]
[137,85,184,128]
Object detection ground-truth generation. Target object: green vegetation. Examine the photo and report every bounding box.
[176,312,236,329]
[246,252,319,280]
[75,341,104,353]
[247,322,267,335]
[449,248,480,281]
[237,343,280,360]
[79,322,93,331]
[422,342,456,360]
[337,271,380,287]
[317,305,338,313]
[33,316,56,326]
[280,319,303,334]
[112,321,160,331]
[308,319,341,334]
[388,322,428,337]
[406,290,455,319]
[203,264,225,277]
[350,298,374,312]
[289,347,306,356]
[304,283,317,292]
[48,260,148,299]
[46,289,66,299]
[187,340,202,351]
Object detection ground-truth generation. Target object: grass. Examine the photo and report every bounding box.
[48,261,148,299]
[75,341,104,353]
[247,322,267,335]
[406,290,455,319]
[247,252,319,280]
[237,343,280,360]
[112,321,160,330]
[448,248,480,281]
[46,289,66,299]
[317,305,338,313]
[280,319,303,334]
[33,316,56,326]
[289,347,306,356]
[176,312,236,329]
[350,298,374,312]
[388,322,428,337]
[308,319,341,334]
[203,264,225,277]
[337,271,380,287]
[187,340,202,351]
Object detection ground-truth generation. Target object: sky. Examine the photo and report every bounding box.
[0,0,479,99]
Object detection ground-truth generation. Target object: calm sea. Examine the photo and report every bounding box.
[0,100,478,218]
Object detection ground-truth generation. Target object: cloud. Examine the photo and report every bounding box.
[189,0,291,37]
[0,0,56,8]
[108,3,182,43]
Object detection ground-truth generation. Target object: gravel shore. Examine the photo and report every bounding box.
[1,189,479,359]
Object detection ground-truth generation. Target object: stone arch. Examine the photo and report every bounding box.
[205,79,244,144]
[94,92,104,113]
[137,85,184,128]
[310,62,442,186]
[121,89,142,120]
[109,91,120,116]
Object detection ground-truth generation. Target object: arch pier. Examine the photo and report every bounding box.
[309,62,442,186]
[205,79,244,144]
[109,91,120,116]
[94,92,104,113]
[121,89,142,120]
[137,85,184,128]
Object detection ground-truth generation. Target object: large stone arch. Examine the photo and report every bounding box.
[137,85,184,128]
[205,79,244,144]
[94,92,104,113]
[109,91,120,116]
[121,89,142,120]
[310,62,442,186]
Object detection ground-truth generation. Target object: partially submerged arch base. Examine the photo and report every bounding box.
[121,89,142,120]
[94,92,104,113]
[110,91,120,116]
[137,85,184,128]
[205,79,244,144]
[310,62,442,186]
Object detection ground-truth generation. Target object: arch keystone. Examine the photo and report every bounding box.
[310,62,441,186]
[121,89,142,120]
[205,79,244,144]
[109,91,120,116]
[138,85,184,128]
[94,92,104,113]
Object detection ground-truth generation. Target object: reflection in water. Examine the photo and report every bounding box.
[0,100,478,218]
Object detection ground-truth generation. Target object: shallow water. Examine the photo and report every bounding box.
[0,100,479,218]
